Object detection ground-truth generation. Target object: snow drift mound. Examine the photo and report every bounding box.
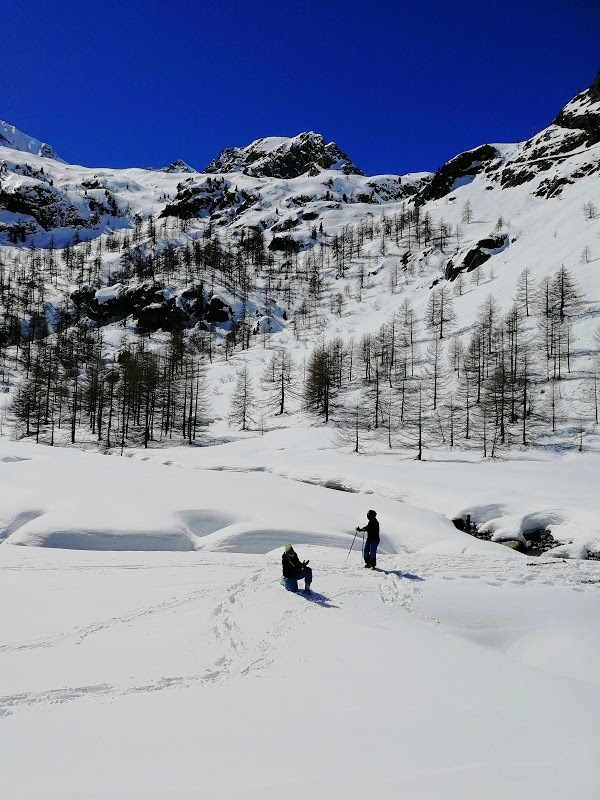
[0,437,511,555]
[5,518,199,551]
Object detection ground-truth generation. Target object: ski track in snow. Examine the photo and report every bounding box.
[0,561,390,715]
[0,582,225,653]
[2,552,597,719]
[0,563,309,716]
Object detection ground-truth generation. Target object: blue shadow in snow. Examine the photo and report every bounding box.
[296,590,339,609]
[378,569,425,582]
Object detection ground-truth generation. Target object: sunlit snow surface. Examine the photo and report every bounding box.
[2,433,600,799]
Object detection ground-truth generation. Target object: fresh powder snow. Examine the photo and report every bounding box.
[2,433,600,799]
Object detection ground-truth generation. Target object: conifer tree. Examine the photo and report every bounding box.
[262,350,298,415]
[229,363,256,431]
[425,286,455,340]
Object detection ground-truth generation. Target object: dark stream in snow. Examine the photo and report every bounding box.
[453,515,559,557]
[452,514,600,560]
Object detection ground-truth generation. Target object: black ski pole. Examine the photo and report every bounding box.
[345,528,359,564]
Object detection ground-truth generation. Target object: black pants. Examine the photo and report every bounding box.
[364,539,378,567]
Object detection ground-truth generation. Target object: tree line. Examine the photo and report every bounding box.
[2,192,598,455]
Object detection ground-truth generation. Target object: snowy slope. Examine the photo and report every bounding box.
[0,119,62,161]
[0,78,597,492]
[0,76,599,492]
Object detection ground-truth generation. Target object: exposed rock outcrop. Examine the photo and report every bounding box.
[160,160,197,174]
[204,132,364,179]
[417,145,501,203]
[445,234,508,281]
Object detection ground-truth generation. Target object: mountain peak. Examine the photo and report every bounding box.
[160,159,197,174]
[0,120,62,161]
[552,70,600,147]
[203,131,364,179]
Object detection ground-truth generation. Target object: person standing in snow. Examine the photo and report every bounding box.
[357,510,380,569]
[281,544,312,593]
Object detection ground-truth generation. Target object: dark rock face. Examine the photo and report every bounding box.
[498,164,542,190]
[268,235,301,253]
[489,74,600,191]
[203,132,364,179]
[160,183,215,220]
[85,284,160,326]
[160,177,256,223]
[0,161,121,240]
[0,182,116,235]
[204,296,232,324]
[271,217,298,233]
[552,69,600,148]
[445,234,507,281]
[1,183,58,229]
[180,284,205,318]
[417,144,500,203]
[136,301,182,333]
[534,175,574,199]
[72,282,231,334]
[589,69,600,103]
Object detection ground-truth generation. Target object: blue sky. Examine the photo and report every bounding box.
[2,0,598,175]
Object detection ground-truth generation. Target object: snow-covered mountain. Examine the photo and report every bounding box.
[203,131,364,178]
[1,73,598,247]
[0,70,598,457]
[158,158,197,174]
[0,119,63,161]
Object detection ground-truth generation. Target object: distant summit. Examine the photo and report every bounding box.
[203,131,364,179]
[160,159,197,174]
[0,120,62,161]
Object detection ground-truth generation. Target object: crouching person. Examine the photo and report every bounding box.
[281,544,312,593]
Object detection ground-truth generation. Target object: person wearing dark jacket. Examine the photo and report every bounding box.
[281,544,312,593]
[357,510,380,569]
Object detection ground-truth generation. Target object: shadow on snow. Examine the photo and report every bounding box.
[378,569,425,582]
[294,590,339,609]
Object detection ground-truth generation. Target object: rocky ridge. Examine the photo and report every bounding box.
[0,119,62,161]
[203,131,364,179]
[0,75,598,260]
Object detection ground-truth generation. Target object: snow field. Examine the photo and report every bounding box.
[2,544,600,799]
[2,433,600,797]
